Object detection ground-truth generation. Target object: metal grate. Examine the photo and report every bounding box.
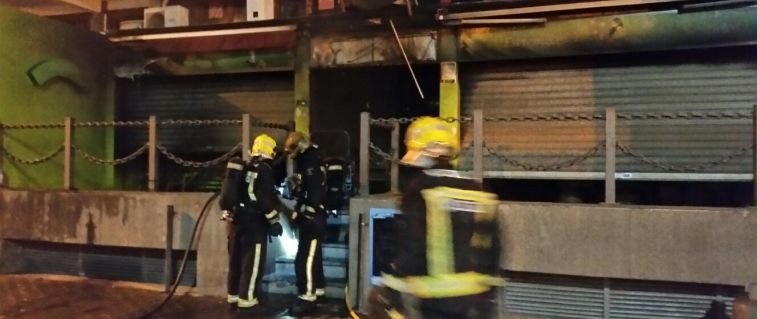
[502,274,605,319]
[499,273,736,319]
[10,240,196,286]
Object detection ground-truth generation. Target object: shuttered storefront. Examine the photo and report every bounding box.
[119,72,294,153]
[116,73,293,191]
[460,52,757,180]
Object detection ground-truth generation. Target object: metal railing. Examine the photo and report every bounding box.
[359,106,757,205]
[0,114,291,191]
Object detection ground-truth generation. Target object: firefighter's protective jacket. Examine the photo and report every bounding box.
[293,146,326,219]
[384,168,501,298]
[219,157,280,225]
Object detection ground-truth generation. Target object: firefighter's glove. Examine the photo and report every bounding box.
[269,223,283,237]
[220,210,234,222]
[294,203,316,221]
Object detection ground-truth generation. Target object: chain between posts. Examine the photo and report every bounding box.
[73,143,149,166]
[157,144,242,168]
[370,110,754,125]
[370,117,471,125]
[369,142,396,163]
[74,121,150,128]
[1,145,65,165]
[482,141,605,171]
[159,119,291,130]
[616,142,753,172]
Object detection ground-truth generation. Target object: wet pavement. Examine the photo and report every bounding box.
[0,274,350,319]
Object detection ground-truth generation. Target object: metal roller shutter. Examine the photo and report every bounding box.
[460,57,757,180]
[118,73,294,153]
[499,273,736,319]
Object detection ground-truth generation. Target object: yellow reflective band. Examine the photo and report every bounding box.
[421,188,455,276]
[247,243,262,301]
[265,210,279,219]
[328,165,343,171]
[306,239,317,295]
[238,298,259,308]
[306,206,316,213]
[380,272,503,299]
[227,162,244,170]
[386,309,405,319]
[227,295,239,304]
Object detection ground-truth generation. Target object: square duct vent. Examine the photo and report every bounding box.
[144,5,190,29]
[247,0,277,21]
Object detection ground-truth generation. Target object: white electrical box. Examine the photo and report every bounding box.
[143,5,190,28]
[246,0,276,21]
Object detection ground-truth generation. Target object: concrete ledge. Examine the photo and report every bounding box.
[350,196,757,289]
[0,189,229,297]
[501,202,757,287]
[0,189,216,250]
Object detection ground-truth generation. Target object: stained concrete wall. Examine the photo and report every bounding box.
[500,202,757,287]
[0,189,228,296]
[349,197,757,307]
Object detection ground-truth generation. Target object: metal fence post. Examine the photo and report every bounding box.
[605,108,616,204]
[242,114,251,162]
[360,112,370,196]
[473,109,484,183]
[148,116,158,192]
[753,105,757,206]
[64,117,73,190]
[0,122,4,187]
[165,205,175,292]
[390,121,400,193]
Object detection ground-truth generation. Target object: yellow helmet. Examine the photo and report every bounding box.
[251,134,277,159]
[401,117,460,167]
[284,131,310,156]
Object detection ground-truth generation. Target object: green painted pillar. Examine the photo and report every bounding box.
[439,61,460,167]
[438,28,461,166]
[294,31,311,135]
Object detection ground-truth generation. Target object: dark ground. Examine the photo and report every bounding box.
[0,274,350,319]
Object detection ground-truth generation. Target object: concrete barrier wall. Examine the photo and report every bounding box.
[349,196,757,298]
[0,189,228,296]
[500,202,757,287]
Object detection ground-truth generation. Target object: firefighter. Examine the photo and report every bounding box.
[283,131,327,316]
[219,134,284,315]
[367,117,501,319]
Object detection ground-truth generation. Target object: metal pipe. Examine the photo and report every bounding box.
[753,104,757,206]
[64,117,73,190]
[389,19,425,100]
[445,18,547,25]
[473,109,484,183]
[242,114,251,162]
[360,112,370,196]
[438,0,689,20]
[390,122,400,193]
[148,116,158,192]
[605,108,617,204]
[164,205,175,293]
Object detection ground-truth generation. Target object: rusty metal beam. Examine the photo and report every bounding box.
[440,0,692,20]
[106,0,149,11]
[59,0,101,12]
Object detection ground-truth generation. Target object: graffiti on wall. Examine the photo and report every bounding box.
[312,32,437,67]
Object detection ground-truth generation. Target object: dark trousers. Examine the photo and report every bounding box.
[227,222,268,302]
[295,213,327,297]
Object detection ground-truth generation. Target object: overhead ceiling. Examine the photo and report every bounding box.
[0,0,145,16]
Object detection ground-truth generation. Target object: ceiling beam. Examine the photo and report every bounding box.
[59,0,101,12]
[438,0,693,19]
[106,0,149,11]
